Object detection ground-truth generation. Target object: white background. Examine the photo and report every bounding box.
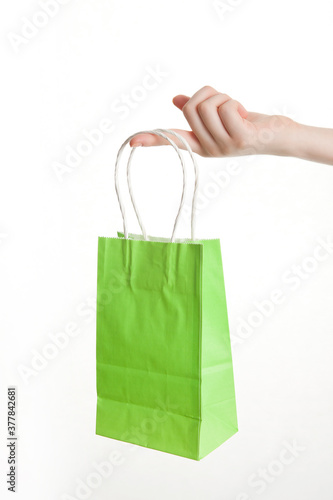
[1,0,333,498]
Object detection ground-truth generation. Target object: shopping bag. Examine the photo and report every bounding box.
[96,129,238,460]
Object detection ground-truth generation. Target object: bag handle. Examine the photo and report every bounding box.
[114,128,199,242]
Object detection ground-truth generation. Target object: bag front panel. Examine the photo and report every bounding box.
[96,236,203,459]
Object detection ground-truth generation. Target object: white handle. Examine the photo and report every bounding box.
[114,128,199,242]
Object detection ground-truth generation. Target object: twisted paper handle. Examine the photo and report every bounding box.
[114,128,199,242]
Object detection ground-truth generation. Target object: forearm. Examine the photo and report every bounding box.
[268,119,333,166]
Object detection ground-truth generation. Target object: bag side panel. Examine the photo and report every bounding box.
[199,239,238,460]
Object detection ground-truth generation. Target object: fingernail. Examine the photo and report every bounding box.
[132,142,143,147]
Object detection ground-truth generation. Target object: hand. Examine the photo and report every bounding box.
[129,86,295,158]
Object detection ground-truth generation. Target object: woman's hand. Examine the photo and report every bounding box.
[129,85,296,158]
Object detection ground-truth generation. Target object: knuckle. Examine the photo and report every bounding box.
[201,85,215,93]
[197,100,210,116]
[225,98,234,108]
[218,102,227,115]
[218,98,234,117]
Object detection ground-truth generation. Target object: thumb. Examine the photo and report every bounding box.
[129,128,205,156]
[172,94,190,110]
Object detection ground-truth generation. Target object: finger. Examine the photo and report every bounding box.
[172,94,190,110]
[129,128,206,156]
[238,101,248,119]
[196,93,233,144]
[180,86,225,153]
[218,99,246,138]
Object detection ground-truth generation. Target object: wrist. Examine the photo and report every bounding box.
[257,115,299,157]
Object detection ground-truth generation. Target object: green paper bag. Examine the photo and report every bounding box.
[96,129,238,460]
